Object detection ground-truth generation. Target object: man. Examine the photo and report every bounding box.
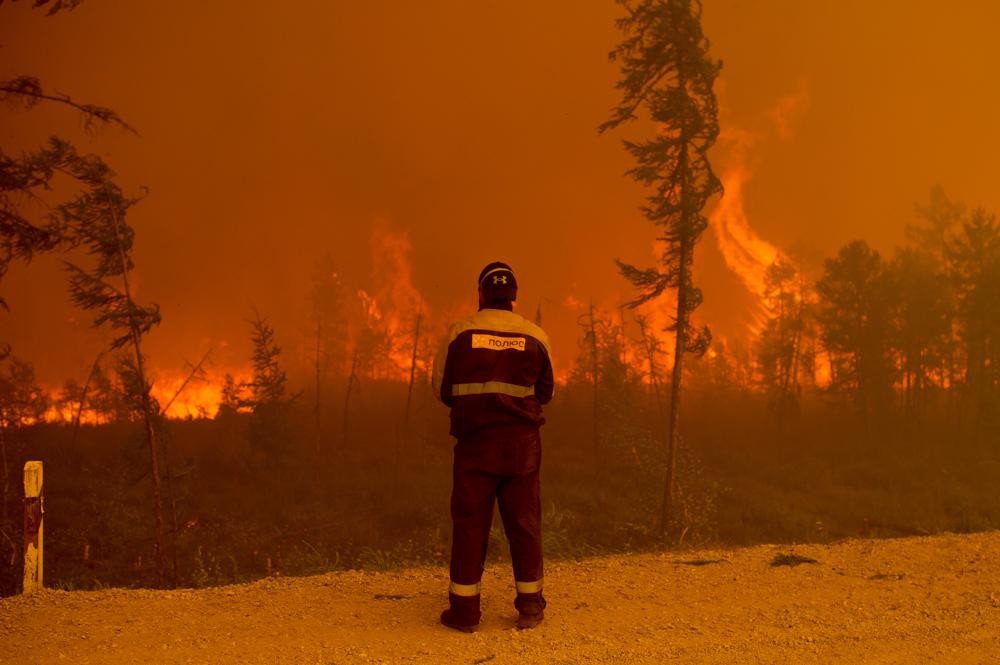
[432,261,554,632]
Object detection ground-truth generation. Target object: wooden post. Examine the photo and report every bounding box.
[23,461,43,593]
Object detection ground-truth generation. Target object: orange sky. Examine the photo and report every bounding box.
[2,0,999,390]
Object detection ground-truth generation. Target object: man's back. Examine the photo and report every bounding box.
[433,308,554,438]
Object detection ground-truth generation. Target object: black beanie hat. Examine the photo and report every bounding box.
[478,261,517,303]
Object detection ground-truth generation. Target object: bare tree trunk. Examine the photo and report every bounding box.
[314,318,323,457]
[0,422,8,531]
[637,315,662,414]
[159,350,211,588]
[662,238,689,537]
[72,352,104,444]
[588,300,600,469]
[404,309,422,427]
[106,183,165,585]
[343,348,360,450]
[618,299,628,369]
[132,338,166,584]
[662,109,693,538]
[162,435,179,588]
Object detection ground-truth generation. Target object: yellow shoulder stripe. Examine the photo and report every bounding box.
[447,310,552,358]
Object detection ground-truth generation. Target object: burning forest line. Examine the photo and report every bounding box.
[2,179,997,596]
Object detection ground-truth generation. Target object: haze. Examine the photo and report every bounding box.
[2,0,998,389]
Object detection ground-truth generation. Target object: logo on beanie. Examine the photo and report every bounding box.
[492,274,509,285]
[472,334,526,351]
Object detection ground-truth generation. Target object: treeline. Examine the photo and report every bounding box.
[573,186,999,440]
[1,186,997,597]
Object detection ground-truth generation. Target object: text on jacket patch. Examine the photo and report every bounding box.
[471,334,527,351]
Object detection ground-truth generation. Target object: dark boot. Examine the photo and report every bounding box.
[514,591,546,629]
[440,592,480,633]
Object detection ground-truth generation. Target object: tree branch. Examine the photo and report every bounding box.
[0,76,137,134]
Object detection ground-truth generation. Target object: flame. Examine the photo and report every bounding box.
[150,368,246,420]
[38,367,249,422]
[710,163,782,319]
[362,224,429,380]
[710,86,809,328]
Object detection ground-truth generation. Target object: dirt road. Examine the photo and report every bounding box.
[2,532,998,664]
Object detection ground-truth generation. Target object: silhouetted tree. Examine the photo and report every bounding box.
[245,313,298,462]
[576,301,602,467]
[308,255,346,455]
[403,307,423,427]
[634,313,665,411]
[946,208,1000,433]
[755,257,810,426]
[600,0,722,534]
[887,248,951,421]
[815,240,895,425]
[908,185,965,260]
[907,187,964,416]
[343,290,392,448]
[216,373,246,419]
[1,11,134,316]
[59,155,167,581]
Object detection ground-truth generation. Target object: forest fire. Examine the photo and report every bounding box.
[364,226,430,381]
[151,370,231,420]
[2,4,999,659]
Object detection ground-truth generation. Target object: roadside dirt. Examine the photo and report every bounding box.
[2,531,999,664]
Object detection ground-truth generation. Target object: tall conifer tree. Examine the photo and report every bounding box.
[601,0,722,533]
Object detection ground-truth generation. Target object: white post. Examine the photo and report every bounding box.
[23,461,43,593]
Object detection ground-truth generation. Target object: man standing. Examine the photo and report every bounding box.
[432,262,554,632]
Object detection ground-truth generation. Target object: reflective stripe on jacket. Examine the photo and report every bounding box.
[432,308,554,437]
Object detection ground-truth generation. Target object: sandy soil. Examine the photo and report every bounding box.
[2,531,999,664]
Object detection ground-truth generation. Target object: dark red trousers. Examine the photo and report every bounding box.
[449,426,543,598]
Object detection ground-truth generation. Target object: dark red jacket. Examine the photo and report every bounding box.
[432,308,554,438]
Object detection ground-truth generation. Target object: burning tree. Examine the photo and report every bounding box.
[600,0,722,535]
